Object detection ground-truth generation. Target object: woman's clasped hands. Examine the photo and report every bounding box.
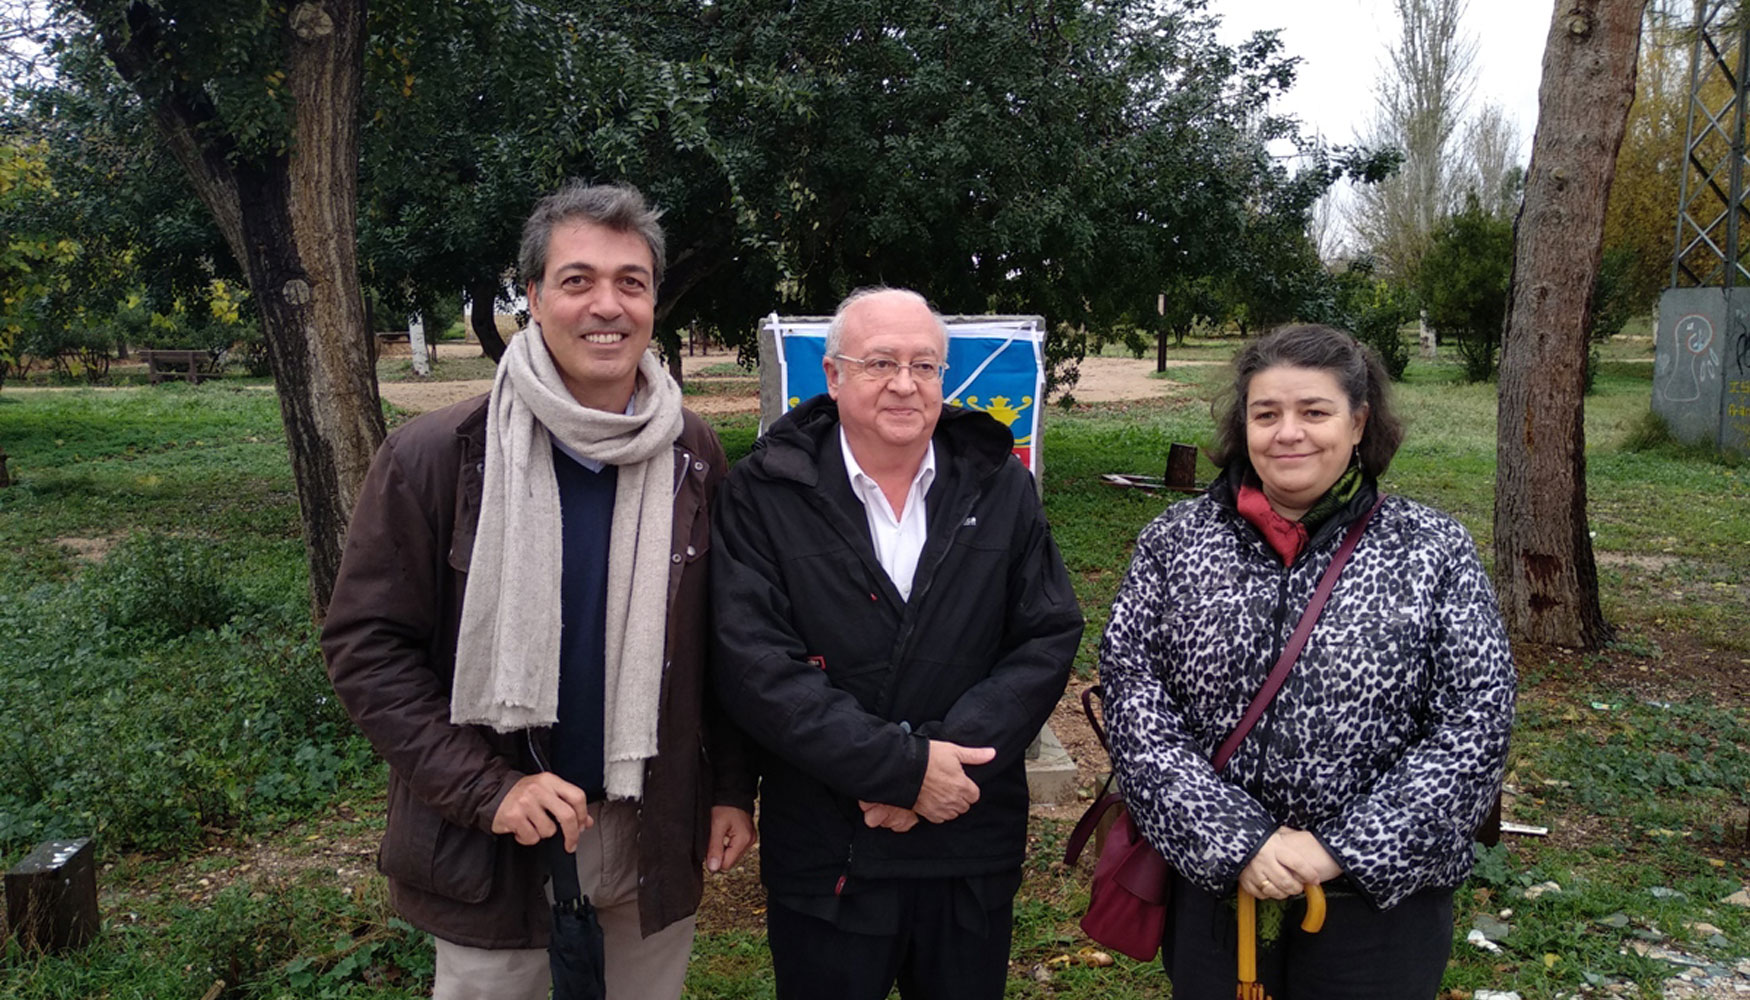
[1239,827,1342,900]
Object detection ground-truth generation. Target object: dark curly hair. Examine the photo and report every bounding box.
[1209,324,1405,478]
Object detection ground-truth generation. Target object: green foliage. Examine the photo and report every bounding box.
[13,312,116,382]
[1546,698,1750,812]
[1584,246,1641,393]
[1419,199,1514,382]
[1445,683,1750,998]
[1,878,434,999]
[1301,257,1415,380]
[0,387,368,853]
[0,139,81,385]
[0,570,372,852]
[83,533,250,638]
[2,49,241,376]
[26,0,1384,385]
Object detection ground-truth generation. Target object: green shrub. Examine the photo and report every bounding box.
[0,569,372,854]
[1419,198,1513,383]
[1302,257,1413,380]
[82,533,251,638]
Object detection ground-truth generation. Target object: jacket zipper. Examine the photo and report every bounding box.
[888,490,979,664]
[834,842,853,896]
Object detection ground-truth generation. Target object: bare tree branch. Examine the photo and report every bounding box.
[1349,0,1479,280]
[0,0,63,95]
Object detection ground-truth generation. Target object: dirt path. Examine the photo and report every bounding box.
[376,347,1206,415]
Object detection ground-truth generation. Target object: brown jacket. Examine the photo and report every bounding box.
[322,394,753,948]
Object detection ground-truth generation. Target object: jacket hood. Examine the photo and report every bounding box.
[746,393,1016,487]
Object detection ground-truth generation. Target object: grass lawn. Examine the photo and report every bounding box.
[0,334,1745,998]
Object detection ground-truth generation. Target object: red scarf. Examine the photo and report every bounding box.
[1236,481,1307,566]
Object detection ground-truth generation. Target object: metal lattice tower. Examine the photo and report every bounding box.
[1671,1,1750,288]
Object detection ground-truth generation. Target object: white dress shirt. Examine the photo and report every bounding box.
[840,427,936,601]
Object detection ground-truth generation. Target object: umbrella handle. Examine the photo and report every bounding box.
[1237,890,1257,983]
[1300,883,1326,934]
[1237,883,1326,999]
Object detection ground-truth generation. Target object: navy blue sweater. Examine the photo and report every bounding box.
[551,447,615,798]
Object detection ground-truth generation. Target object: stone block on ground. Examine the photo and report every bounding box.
[1025,724,1078,805]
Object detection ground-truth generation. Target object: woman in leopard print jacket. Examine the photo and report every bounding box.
[1099,325,1515,1000]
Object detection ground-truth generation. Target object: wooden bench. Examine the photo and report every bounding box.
[137,349,209,384]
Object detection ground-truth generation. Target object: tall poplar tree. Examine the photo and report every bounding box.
[1351,0,1477,282]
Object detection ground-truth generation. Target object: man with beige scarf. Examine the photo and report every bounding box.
[323,182,755,1000]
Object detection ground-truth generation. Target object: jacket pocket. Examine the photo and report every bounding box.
[378,777,496,904]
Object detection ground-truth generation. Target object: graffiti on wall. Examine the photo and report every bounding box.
[1654,313,1720,405]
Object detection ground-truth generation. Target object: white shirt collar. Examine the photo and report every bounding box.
[839,427,936,601]
[839,427,936,511]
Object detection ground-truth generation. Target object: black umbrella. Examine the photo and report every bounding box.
[545,834,606,999]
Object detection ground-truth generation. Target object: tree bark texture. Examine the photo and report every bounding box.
[467,276,508,362]
[1494,0,1644,648]
[86,0,386,616]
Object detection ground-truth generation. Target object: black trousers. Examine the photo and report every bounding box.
[1164,871,1455,1000]
[766,879,1013,1000]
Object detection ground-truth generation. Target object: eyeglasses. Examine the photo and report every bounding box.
[831,354,949,382]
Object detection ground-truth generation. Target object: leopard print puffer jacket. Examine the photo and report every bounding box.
[1098,485,1514,910]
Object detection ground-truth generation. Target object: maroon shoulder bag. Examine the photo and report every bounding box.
[1064,495,1384,962]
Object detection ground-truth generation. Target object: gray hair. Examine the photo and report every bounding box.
[518,181,666,295]
[824,286,948,358]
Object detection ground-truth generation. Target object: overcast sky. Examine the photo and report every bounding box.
[1212,0,1554,160]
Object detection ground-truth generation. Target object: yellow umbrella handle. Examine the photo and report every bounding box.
[1238,883,1326,999]
[1300,883,1327,933]
[1238,890,1257,983]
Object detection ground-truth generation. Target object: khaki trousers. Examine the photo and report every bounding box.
[431,799,696,1000]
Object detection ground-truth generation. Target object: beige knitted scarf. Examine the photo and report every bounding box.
[450,324,682,801]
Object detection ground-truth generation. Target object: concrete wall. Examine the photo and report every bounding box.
[1653,287,1750,457]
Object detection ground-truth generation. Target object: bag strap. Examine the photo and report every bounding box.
[1082,685,1109,752]
[1069,496,1382,867]
[1211,494,1385,771]
[1064,790,1126,866]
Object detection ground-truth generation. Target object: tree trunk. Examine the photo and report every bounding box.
[657,327,685,388]
[1493,0,1644,648]
[467,276,508,361]
[408,313,431,377]
[1156,328,1168,373]
[87,0,385,616]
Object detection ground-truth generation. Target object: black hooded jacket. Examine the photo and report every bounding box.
[709,395,1084,895]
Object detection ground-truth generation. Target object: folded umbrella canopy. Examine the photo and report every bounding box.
[546,835,606,1000]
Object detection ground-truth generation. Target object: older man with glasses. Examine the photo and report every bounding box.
[709,287,1084,1000]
